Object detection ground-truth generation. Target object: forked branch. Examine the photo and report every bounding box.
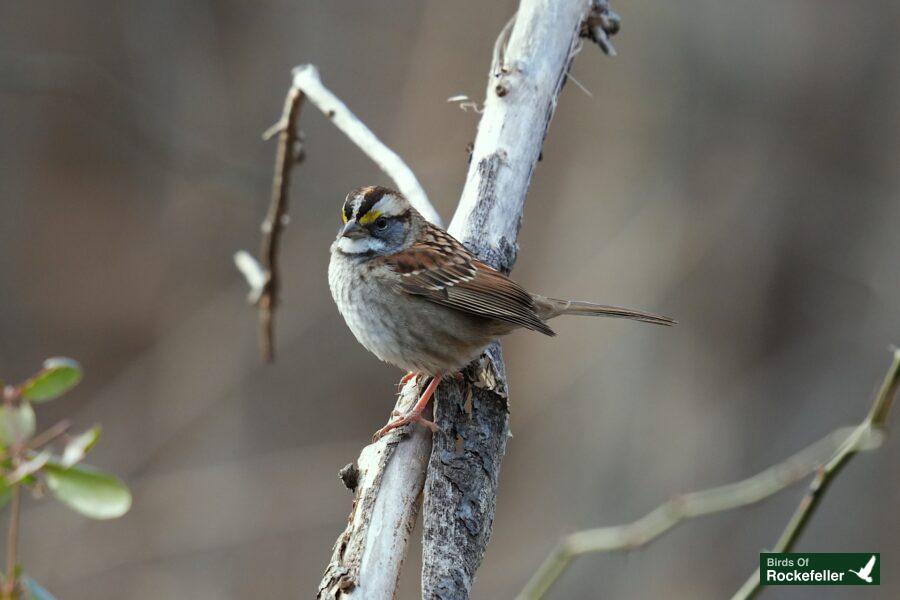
[731,347,900,599]
[257,86,304,362]
[518,348,900,600]
[235,66,438,362]
[245,0,627,597]
[291,65,439,226]
[237,65,440,598]
[419,1,623,597]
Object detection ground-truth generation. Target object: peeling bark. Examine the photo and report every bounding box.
[314,0,614,597]
[318,380,432,599]
[421,352,510,598]
[422,1,595,597]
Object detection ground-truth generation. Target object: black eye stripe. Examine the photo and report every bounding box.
[355,187,389,220]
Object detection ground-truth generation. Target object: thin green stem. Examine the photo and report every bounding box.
[731,348,900,600]
[516,427,849,600]
[27,419,71,451]
[517,349,900,600]
[3,485,20,599]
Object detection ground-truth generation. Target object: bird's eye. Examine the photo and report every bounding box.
[374,216,389,230]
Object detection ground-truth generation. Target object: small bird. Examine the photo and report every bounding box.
[328,186,674,440]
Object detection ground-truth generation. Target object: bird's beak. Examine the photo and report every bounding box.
[341,221,367,240]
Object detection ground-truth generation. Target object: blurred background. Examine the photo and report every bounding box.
[1,1,898,598]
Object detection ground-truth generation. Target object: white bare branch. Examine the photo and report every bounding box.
[316,0,609,597]
[318,379,432,599]
[448,0,589,254]
[292,64,442,227]
[423,1,598,598]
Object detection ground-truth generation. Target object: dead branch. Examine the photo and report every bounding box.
[292,65,439,226]
[236,63,440,597]
[517,429,858,599]
[422,1,616,597]
[318,378,432,599]
[244,0,622,596]
[257,86,304,362]
[235,66,439,362]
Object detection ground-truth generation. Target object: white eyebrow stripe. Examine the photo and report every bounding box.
[372,195,403,217]
[350,196,363,219]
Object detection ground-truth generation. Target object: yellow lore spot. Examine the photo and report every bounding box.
[341,210,348,224]
[358,210,382,226]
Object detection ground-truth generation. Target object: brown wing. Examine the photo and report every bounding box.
[381,224,555,336]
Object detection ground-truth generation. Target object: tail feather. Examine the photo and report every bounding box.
[532,295,676,327]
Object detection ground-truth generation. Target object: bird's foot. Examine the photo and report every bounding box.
[375,373,443,441]
[396,371,418,391]
[373,409,438,441]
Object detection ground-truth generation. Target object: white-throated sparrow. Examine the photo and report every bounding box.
[329,186,674,439]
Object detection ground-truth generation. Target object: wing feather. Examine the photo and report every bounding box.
[381,225,554,336]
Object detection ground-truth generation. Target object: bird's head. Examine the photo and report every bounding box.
[333,186,419,257]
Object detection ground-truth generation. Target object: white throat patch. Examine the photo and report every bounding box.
[334,236,386,255]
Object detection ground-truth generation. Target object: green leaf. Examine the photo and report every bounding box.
[61,425,102,467]
[22,575,57,600]
[20,358,83,402]
[44,464,131,519]
[0,403,36,446]
[6,451,51,485]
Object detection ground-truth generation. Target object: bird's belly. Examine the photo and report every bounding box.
[329,255,492,375]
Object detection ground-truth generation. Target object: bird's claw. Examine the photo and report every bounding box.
[372,411,438,441]
[396,372,418,391]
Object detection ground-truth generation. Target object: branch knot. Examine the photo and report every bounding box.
[581,0,621,56]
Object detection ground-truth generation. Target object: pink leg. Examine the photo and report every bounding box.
[374,373,443,440]
[396,371,417,390]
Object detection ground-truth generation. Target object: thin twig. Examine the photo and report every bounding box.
[256,86,305,362]
[237,66,440,363]
[732,347,900,600]
[517,427,854,599]
[26,419,71,450]
[492,14,516,74]
[1,385,21,598]
[519,347,900,600]
[3,481,20,599]
[239,60,442,596]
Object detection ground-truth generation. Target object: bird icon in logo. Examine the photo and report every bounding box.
[848,555,877,583]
